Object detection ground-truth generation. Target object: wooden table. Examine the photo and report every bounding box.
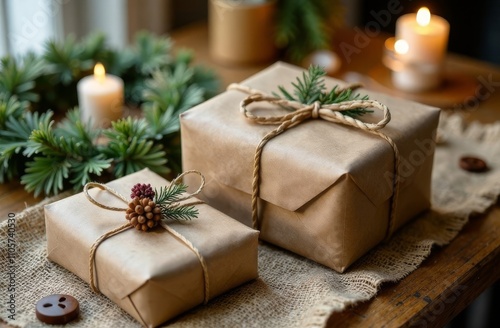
[2,22,499,327]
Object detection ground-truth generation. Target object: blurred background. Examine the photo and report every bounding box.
[1,0,498,65]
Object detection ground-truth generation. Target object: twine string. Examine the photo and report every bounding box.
[227,83,400,240]
[84,182,129,211]
[164,170,206,210]
[83,170,210,304]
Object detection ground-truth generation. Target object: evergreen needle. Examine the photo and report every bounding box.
[154,183,199,221]
[0,31,219,196]
[274,65,373,118]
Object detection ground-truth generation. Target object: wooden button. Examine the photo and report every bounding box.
[36,294,79,324]
[459,156,488,173]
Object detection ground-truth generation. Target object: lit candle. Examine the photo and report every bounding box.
[396,7,449,64]
[77,63,124,128]
[392,7,450,92]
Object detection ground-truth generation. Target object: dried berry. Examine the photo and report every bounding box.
[130,183,155,200]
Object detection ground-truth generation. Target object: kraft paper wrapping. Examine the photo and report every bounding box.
[44,169,259,327]
[180,62,440,273]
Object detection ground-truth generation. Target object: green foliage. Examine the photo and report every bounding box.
[43,35,92,85]
[275,65,372,117]
[102,117,169,178]
[0,54,45,102]
[0,108,49,183]
[0,93,28,129]
[154,183,199,221]
[0,32,220,196]
[141,62,218,173]
[133,31,173,75]
[21,156,71,197]
[276,0,343,62]
[19,109,112,196]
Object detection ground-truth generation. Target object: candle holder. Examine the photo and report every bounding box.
[383,37,443,93]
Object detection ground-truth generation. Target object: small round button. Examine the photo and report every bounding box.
[459,156,488,173]
[36,294,79,325]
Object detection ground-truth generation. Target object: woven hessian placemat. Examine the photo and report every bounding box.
[1,114,500,328]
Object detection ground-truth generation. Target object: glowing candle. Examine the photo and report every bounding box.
[77,63,124,128]
[394,39,409,55]
[392,7,450,92]
[396,7,449,64]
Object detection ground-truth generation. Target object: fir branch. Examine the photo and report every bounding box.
[18,109,111,191]
[102,117,169,177]
[160,205,199,222]
[0,111,51,157]
[142,64,198,112]
[0,31,219,196]
[0,93,28,129]
[154,183,199,221]
[155,183,187,205]
[43,35,91,85]
[21,156,71,196]
[141,63,218,171]
[0,54,45,102]
[78,33,108,63]
[133,32,173,75]
[274,65,327,104]
[274,65,372,118]
[55,108,100,151]
[24,116,64,158]
[0,110,53,183]
[143,103,178,139]
[69,155,112,188]
[142,62,217,119]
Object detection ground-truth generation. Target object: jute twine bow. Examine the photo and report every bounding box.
[83,170,211,304]
[227,83,401,240]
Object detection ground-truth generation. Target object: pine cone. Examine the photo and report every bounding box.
[125,197,162,231]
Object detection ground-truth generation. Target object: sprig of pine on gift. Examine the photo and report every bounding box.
[127,182,198,231]
[0,32,219,197]
[274,65,372,117]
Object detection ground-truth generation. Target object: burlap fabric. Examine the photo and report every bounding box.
[1,113,500,328]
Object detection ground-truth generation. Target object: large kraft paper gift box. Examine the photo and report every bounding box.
[44,168,259,327]
[180,62,440,273]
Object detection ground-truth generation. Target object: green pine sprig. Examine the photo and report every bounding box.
[0,53,45,102]
[20,109,112,196]
[102,117,169,178]
[0,108,49,183]
[0,31,220,197]
[154,183,199,221]
[274,65,372,118]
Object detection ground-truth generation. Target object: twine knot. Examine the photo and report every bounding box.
[227,83,401,241]
[311,101,321,119]
[83,170,211,304]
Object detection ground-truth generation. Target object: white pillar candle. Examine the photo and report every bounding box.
[77,63,124,128]
[392,7,450,92]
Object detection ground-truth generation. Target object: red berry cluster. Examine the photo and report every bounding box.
[130,183,155,200]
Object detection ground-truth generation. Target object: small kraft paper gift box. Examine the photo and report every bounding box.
[180,62,440,273]
[45,168,259,327]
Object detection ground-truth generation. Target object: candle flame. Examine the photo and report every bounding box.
[416,7,431,27]
[94,62,106,83]
[394,39,409,55]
